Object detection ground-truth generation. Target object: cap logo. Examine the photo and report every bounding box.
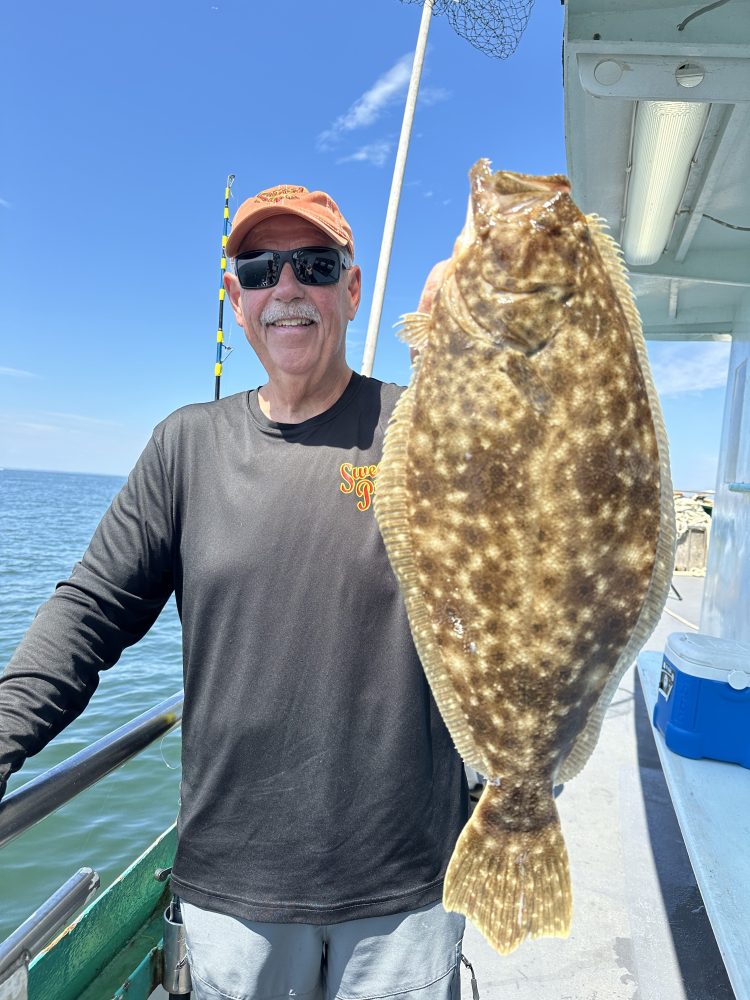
[257,185,307,204]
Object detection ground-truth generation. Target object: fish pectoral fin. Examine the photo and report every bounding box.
[444,785,572,955]
[395,311,432,349]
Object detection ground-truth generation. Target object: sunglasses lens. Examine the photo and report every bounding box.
[236,252,280,289]
[235,248,347,288]
[294,249,340,285]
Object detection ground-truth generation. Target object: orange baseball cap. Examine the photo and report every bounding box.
[226,184,355,259]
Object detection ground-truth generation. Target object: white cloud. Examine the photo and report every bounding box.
[0,198,10,209]
[650,342,731,397]
[338,141,393,168]
[319,54,412,149]
[0,366,35,377]
[420,86,451,106]
[318,51,450,164]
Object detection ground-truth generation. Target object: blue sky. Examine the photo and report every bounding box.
[0,0,730,489]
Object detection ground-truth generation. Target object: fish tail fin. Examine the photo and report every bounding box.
[444,783,572,954]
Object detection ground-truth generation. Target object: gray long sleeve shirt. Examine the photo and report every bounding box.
[0,373,468,923]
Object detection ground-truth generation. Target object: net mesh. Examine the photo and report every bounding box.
[400,0,535,58]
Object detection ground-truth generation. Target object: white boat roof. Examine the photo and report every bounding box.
[562,0,750,342]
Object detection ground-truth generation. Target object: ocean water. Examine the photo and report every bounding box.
[0,468,183,940]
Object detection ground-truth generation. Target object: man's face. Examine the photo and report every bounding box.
[225,215,361,382]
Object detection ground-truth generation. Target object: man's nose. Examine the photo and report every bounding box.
[273,261,303,298]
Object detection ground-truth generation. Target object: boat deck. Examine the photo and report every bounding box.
[460,574,736,1000]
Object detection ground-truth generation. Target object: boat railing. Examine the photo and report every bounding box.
[0,868,100,997]
[0,692,183,850]
[0,692,184,997]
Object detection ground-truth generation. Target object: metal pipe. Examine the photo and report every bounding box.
[0,693,183,850]
[618,102,638,243]
[0,868,100,984]
[360,0,434,378]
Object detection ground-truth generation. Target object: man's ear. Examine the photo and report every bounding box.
[347,265,362,321]
[224,272,245,328]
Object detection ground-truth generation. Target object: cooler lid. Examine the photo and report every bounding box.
[665,632,750,674]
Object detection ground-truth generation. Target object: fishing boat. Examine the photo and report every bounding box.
[2,1,749,997]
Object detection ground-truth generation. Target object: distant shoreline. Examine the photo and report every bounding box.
[0,466,127,480]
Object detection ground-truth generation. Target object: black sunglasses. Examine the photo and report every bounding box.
[234,246,353,289]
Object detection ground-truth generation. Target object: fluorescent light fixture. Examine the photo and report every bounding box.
[622,100,710,266]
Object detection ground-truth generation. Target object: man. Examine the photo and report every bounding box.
[0,184,468,999]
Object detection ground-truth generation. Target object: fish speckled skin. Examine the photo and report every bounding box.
[374,160,675,955]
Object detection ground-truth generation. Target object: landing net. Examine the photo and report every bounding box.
[399,0,535,58]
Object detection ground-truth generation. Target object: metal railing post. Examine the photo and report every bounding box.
[0,868,100,998]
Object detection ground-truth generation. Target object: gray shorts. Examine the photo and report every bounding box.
[181,899,465,1000]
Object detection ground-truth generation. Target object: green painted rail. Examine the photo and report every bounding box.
[29,824,176,1000]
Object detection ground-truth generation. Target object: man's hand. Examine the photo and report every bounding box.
[411,259,450,364]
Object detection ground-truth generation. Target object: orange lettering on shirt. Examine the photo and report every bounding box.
[339,462,379,510]
[339,463,355,494]
[356,479,374,512]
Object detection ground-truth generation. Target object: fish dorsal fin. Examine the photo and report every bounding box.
[586,214,642,338]
[395,311,432,350]
[558,214,676,783]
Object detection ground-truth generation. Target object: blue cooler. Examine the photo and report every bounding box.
[653,632,750,768]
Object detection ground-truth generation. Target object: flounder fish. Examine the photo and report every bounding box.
[374,160,675,955]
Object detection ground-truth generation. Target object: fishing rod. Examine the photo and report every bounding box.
[214,173,235,400]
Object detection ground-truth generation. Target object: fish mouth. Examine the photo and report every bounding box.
[454,161,574,257]
[467,159,574,236]
[471,158,571,198]
[490,171,571,198]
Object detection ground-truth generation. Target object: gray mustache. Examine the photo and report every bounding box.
[261,302,321,326]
